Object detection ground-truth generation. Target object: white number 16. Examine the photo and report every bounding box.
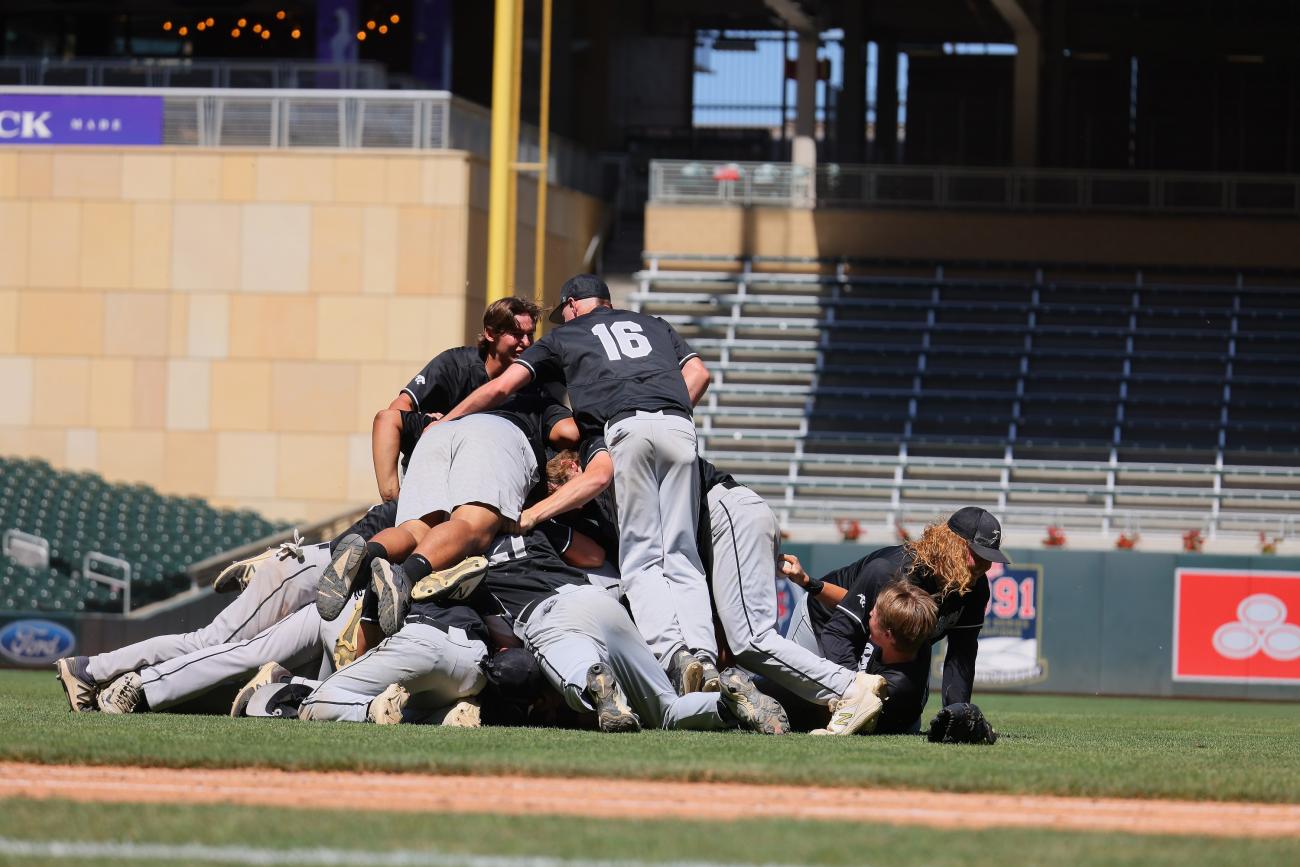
[592,321,651,360]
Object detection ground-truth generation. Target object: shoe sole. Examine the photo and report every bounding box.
[702,667,721,693]
[372,560,409,637]
[721,679,788,735]
[230,661,289,718]
[679,658,704,694]
[54,658,96,713]
[369,684,409,725]
[410,556,489,603]
[97,675,141,714]
[588,666,641,733]
[442,699,482,728]
[317,537,366,622]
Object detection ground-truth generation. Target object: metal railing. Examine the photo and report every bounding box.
[0,85,600,194]
[649,159,1300,217]
[0,58,387,90]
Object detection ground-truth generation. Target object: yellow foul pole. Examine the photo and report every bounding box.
[504,0,524,296]
[486,0,521,303]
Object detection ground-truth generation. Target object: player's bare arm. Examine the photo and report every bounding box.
[438,363,532,425]
[561,527,606,570]
[521,451,614,533]
[681,356,711,406]
[780,553,848,607]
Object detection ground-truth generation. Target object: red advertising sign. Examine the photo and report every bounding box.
[1173,569,1300,684]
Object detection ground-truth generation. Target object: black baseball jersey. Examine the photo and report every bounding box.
[477,522,588,622]
[862,646,931,734]
[818,545,990,707]
[515,307,699,436]
[330,501,399,553]
[404,600,491,645]
[401,345,489,414]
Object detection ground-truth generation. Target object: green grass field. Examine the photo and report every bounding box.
[2,668,1298,866]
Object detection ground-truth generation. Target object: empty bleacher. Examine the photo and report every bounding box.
[633,258,1300,537]
[0,457,286,614]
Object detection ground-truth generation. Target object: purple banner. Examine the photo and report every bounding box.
[0,94,164,146]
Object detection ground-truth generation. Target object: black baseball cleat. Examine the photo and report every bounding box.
[54,656,97,712]
[585,664,641,733]
[317,534,367,622]
[371,558,412,636]
[668,648,704,695]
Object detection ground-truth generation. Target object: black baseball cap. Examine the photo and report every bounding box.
[947,507,1010,564]
[549,273,611,324]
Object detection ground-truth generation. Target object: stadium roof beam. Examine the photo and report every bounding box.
[989,0,1041,167]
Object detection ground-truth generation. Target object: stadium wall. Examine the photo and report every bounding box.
[644,204,1300,270]
[0,147,602,523]
[786,543,1300,702]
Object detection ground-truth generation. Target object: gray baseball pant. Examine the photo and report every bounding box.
[708,485,855,705]
[86,542,328,685]
[519,584,729,730]
[784,589,821,656]
[605,411,716,667]
[298,622,487,723]
[137,602,330,711]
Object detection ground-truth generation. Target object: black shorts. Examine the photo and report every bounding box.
[399,410,437,468]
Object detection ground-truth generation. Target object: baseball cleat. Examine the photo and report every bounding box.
[719,668,790,735]
[54,656,97,712]
[410,556,489,604]
[822,671,888,736]
[317,534,367,621]
[585,664,640,733]
[214,530,306,594]
[441,697,482,728]
[371,558,412,636]
[367,682,410,725]
[668,648,704,695]
[230,661,292,718]
[700,658,721,693]
[97,672,144,714]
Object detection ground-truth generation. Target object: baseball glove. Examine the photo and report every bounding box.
[926,702,998,745]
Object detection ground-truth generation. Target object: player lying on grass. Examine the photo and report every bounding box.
[781,506,1005,731]
[763,568,938,734]
[372,297,541,502]
[53,501,400,713]
[436,274,720,697]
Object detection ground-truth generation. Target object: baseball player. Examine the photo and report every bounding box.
[436,274,718,694]
[58,502,400,713]
[475,520,783,733]
[368,382,578,635]
[803,507,1004,724]
[373,297,541,502]
[698,458,897,735]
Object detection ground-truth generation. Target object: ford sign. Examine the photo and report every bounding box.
[0,619,75,666]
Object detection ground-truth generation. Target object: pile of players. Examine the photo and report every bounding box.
[54,275,1006,738]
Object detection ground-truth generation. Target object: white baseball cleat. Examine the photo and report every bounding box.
[214,531,306,594]
[54,656,97,713]
[819,671,888,736]
[97,672,144,714]
[368,682,410,725]
[441,697,482,728]
[410,556,489,604]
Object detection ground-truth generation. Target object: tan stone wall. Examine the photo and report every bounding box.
[0,147,602,523]
[644,204,1300,271]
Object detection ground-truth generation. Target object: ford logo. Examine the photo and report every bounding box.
[0,619,75,665]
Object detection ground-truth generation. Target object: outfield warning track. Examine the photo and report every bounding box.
[2,762,1297,839]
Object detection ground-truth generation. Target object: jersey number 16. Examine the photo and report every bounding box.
[592,321,652,360]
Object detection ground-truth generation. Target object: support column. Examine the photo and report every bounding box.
[839,0,866,164]
[990,0,1041,167]
[793,33,818,175]
[875,40,898,163]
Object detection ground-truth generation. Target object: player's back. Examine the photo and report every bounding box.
[520,306,696,434]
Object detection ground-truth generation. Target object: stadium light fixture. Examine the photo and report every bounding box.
[238,18,247,28]
[390,14,400,24]
[178,25,188,36]
[206,17,215,27]
[291,28,301,39]
[262,30,271,40]
[231,28,240,37]
[253,23,262,33]
[162,21,172,31]
[379,25,389,34]
[367,20,377,30]
[357,31,367,41]
[276,11,287,21]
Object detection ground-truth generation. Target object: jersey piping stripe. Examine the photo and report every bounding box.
[839,607,864,626]
[400,388,420,411]
[677,352,699,368]
[514,358,538,381]
[715,495,755,637]
[139,629,309,688]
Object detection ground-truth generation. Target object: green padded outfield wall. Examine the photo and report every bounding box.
[783,543,1300,702]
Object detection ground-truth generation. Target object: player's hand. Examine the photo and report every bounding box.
[780,553,810,588]
[518,509,539,534]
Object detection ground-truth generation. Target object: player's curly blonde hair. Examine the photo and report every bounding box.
[906,521,975,597]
